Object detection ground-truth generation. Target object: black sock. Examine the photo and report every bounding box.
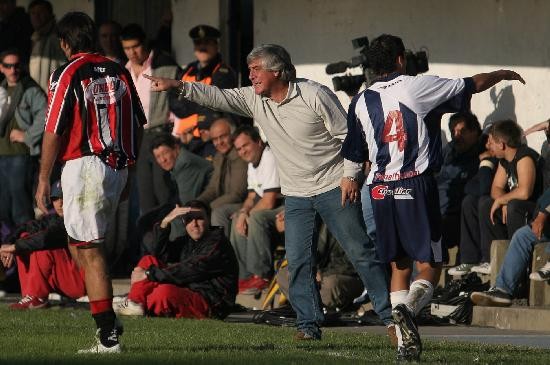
[92,310,120,347]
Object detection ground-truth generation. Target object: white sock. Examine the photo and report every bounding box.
[390,290,409,309]
[390,290,409,347]
[405,279,434,316]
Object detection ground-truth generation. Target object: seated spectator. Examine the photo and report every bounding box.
[230,125,284,294]
[470,186,550,306]
[448,124,499,276]
[0,181,85,309]
[275,211,363,310]
[180,112,219,161]
[114,200,238,319]
[437,112,482,249]
[196,118,248,234]
[151,133,213,206]
[472,120,541,274]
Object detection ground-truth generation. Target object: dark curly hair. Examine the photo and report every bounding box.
[367,34,405,76]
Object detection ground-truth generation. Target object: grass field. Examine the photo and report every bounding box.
[1,305,549,364]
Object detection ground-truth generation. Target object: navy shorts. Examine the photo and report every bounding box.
[369,173,442,263]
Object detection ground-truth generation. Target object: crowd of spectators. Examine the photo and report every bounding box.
[0,0,550,331]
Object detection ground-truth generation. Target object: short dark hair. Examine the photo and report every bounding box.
[120,23,147,44]
[56,12,96,53]
[0,48,21,62]
[367,34,405,76]
[28,0,53,14]
[183,199,211,218]
[150,133,178,152]
[233,125,262,143]
[449,112,481,137]
[489,119,522,148]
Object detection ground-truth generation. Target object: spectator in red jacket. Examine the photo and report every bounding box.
[0,181,85,310]
[114,200,238,319]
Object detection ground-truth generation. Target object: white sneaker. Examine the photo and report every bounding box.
[113,298,144,316]
[530,262,550,281]
[448,263,475,276]
[77,330,121,354]
[471,262,491,275]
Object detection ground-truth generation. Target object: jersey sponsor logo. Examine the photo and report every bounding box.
[371,185,414,200]
[373,170,419,182]
[84,76,128,105]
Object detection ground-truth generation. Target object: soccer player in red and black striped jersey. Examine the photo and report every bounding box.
[35,12,145,354]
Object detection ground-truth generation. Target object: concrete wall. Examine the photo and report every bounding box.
[171,0,219,67]
[254,0,550,151]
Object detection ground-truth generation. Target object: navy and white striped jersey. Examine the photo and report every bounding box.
[342,72,474,184]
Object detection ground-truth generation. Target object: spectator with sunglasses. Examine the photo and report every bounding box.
[0,48,46,229]
[114,200,238,319]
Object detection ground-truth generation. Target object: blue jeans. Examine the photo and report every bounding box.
[496,225,550,295]
[361,183,377,242]
[285,187,391,336]
[0,155,34,226]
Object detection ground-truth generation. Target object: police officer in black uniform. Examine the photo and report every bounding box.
[169,24,238,136]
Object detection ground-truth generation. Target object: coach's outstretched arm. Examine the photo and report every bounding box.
[144,74,253,118]
[472,70,525,93]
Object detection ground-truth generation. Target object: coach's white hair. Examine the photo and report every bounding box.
[246,44,296,82]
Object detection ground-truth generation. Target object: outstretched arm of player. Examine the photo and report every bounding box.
[524,119,550,137]
[472,70,525,93]
[35,132,61,214]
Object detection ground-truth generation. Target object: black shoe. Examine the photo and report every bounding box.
[392,304,421,361]
[470,287,512,307]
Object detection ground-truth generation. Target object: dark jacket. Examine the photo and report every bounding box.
[169,53,237,121]
[463,156,499,197]
[143,225,238,319]
[7,214,67,253]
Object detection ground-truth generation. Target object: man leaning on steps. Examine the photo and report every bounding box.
[471,186,550,307]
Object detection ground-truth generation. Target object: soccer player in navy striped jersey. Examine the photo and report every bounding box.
[35,12,145,354]
[342,34,525,361]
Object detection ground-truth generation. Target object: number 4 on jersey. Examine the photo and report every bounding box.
[382,110,407,152]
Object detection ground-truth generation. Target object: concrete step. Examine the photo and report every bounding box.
[472,305,550,332]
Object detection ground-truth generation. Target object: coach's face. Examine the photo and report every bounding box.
[248,58,278,97]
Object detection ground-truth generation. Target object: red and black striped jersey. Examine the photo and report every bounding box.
[45,52,146,169]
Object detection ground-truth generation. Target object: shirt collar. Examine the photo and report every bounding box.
[261,80,297,104]
[372,72,402,84]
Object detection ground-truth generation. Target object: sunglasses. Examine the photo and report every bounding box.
[2,62,20,69]
[182,212,206,225]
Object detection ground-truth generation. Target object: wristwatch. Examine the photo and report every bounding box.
[345,176,358,183]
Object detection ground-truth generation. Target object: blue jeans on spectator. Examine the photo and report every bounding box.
[0,155,34,226]
[285,187,391,337]
[496,225,550,295]
[361,183,377,242]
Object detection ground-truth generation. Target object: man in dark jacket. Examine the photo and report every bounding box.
[114,200,238,319]
[0,181,85,309]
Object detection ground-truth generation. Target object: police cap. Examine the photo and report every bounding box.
[189,25,221,41]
